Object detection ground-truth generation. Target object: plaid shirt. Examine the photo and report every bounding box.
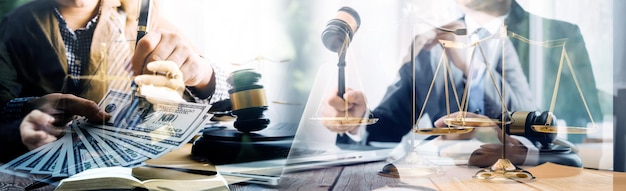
[54,7,99,88]
[0,7,98,120]
[2,7,230,120]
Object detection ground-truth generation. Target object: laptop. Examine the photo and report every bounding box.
[214,118,393,185]
[214,68,395,185]
[215,145,392,185]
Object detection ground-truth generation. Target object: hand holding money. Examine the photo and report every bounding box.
[20,110,62,150]
[24,93,110,127]
[2,90,212,177]
[20,94,111,151]
[134,61,186,102]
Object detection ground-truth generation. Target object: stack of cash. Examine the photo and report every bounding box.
[0,90,211,177]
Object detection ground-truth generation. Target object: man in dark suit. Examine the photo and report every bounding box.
[323,0,537,143]
[322,0,599,166]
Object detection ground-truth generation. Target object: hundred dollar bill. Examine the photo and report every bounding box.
[68,130,100,175]
[30,133,71,175]
[95,90,211,142]
[86,114,208,149]
[15,140,61,172]
[97,89,132,126]
[74,126,120,168]
[30,143,63,175]
[98,131,172,159]
[91,126,178,149]
[0,138,55,177]
[86,128,148,166]
[53,133,72,177]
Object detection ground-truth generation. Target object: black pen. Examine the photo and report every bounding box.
[135,0,150,47]
[144,164,218,176]
[128,0,152,125]
[130,0,151,95]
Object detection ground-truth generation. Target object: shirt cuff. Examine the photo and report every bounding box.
[511,135,539,166]
[345,110,374,143]
[345,125,366,142]
[1,97,37,121]
[185,60,231,104]
[208,61,231,103]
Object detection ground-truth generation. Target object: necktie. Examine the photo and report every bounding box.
[467,28,490,115]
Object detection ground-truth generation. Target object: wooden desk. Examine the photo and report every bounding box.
[230,161,626,191]
[3,146,626,191]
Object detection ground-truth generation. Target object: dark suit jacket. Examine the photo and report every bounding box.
[506,1,602,127]
[0,119,28,163]
[362,1,602,143]
[365,35,537,143]
[0,0,170,161]
[0,0,175,107]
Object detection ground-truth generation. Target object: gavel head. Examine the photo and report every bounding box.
[504,111,557,150]
[227,69,270,132]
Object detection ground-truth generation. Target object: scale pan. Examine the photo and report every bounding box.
[443,117,502,127]
[531,125,598,134]
[310,117,379,126]
[413,127,474,135]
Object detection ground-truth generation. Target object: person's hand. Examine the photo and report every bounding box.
[433,111,482,140]
[134,61,186,102]
[20,110,62,150]
[402,21,470,75]
[467,120,528,168]
[400,27,437,64]
[132,31,214,95]
[321,88,368,134]
[24,93,110,127]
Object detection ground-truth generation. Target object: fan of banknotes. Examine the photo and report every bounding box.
[0,90,211,178]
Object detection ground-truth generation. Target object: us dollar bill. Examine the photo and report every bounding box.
[96,90,210,142]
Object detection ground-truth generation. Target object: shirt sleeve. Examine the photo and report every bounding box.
[0,118,29,163]
[345,110,375,143]
[1,97,37,121]
[185,60,231,104]
[208,62,231,103]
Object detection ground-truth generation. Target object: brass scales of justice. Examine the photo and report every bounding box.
[312,21,600,181]
[412,23,599,181]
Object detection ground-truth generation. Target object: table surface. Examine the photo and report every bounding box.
[230,160,626,191]
[3,149,626,191]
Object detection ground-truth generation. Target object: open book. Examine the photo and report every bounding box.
[54,166,229,191]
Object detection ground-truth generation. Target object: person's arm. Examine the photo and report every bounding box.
[0,13,36,121]
[365,52,433,143]
[0,118,29,163]
[184,59,230,104]
[131,30,231,103]
[331,48,443,143]
[1,97,37,121]
[365,21,468,143]
[321,88,369,135]
[123,0,229,105]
